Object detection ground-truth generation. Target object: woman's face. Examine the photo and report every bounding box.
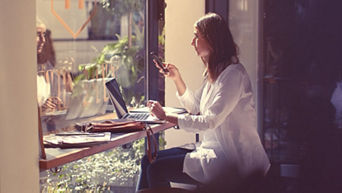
[191,27,212,58]
[36,26,46,54]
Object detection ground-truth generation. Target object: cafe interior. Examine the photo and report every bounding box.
[0,0,341,193]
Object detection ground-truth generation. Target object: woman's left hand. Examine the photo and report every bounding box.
[147,100,166,120]
[42,97,64,112]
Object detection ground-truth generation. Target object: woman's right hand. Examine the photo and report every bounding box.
[146,100,166,120]
[153,60,187,96]
[153,60,181,81]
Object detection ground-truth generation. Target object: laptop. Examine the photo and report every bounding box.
[105,78,164,124]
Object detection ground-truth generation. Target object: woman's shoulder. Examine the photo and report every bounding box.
[218,63,247,81]
[227,63,246,73]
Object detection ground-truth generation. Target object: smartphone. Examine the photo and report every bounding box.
[150,52,169,73]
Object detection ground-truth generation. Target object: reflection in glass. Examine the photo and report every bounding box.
[37,0,146,192]
[37,0,146,132]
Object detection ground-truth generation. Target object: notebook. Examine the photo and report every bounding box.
[105,78,164,124]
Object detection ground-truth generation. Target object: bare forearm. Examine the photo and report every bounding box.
[174,77,186,96]
[165,114,178,125]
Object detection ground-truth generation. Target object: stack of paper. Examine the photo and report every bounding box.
[44,132,111,148]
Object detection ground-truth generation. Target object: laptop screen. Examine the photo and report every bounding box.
[105,78,129,119]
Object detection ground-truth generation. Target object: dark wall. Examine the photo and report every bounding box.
[263,0,342,193]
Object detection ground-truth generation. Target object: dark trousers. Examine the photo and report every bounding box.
[136,147,200,190]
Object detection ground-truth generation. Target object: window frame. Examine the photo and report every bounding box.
[145,0,161,101]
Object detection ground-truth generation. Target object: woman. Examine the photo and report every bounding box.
[137,13,270,192]
[36,19,72,113]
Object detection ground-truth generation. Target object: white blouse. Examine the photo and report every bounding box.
[177,63,270,184]
[37,75,51,106]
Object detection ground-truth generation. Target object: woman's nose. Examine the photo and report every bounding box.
[41,35,46,43]
[191,37,195,46]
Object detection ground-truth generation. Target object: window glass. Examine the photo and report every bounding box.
[38,0,147,192]
[36,0,146,132]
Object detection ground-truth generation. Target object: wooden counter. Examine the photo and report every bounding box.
[39,118,175,170]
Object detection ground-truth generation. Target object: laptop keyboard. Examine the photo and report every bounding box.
[127,113,149,120]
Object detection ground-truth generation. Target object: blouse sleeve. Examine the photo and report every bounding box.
[176,80,206,115]
[178,67,244,132]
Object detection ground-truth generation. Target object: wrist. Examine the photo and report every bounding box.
[172,75,182,82]
[164,115,170,122]
[164,114,178,125]
[162,113,167,120]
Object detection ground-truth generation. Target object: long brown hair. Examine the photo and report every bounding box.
[37,29,56,67]
[195,13,239,82]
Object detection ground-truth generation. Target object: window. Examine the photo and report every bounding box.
[37,0,163,191]
[37,0,148,132]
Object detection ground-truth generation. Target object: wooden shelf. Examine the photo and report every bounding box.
[39,122,175,170]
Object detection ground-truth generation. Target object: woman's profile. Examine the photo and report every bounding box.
[36,18,72,114]
[137,13,270,192]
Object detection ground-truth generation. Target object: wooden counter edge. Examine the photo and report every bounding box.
[39,122,175,170]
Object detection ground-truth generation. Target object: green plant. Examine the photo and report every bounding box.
[73,32,145,107]
[40,139,145,193]
[99,34,145,107]
[74,6,146,107]
[72,0,146,108]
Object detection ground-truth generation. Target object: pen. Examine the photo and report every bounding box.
[56,132,105,137]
